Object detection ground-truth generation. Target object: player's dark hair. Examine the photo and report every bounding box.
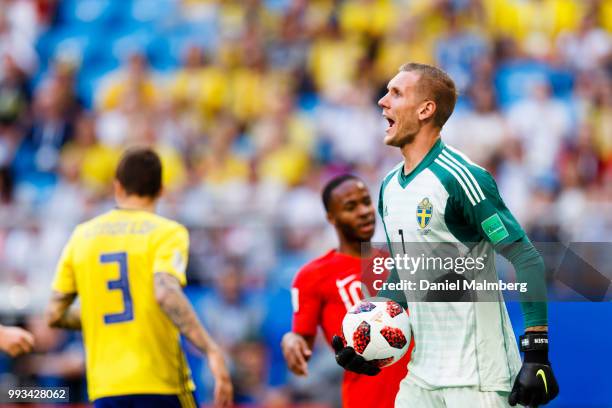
[399,63,458,128]
[115,147,162,198]
[322,174,360,212]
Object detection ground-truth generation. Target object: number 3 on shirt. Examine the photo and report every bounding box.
[100,252,134,324]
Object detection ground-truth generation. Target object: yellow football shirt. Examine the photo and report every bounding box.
[52,209,195,401]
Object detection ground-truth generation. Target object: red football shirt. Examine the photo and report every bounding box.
[291,249,411,408]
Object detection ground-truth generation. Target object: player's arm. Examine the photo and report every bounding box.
[47,231,81,330]
[498,237,548,331]
[153,272,232,406]
[283,268,322,376]
[452,164,558,406]
[0,325,35,357]
[499,238,559,407]
[281,332,314,376]
[152,224,232,406]
[154,272,221,353]
[46,292,81,330]
[448,164,549,328]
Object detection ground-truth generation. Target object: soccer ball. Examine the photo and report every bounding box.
[341,300,411,368]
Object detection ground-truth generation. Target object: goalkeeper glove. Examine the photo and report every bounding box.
[331,335,380,376]
[509,332,559,407]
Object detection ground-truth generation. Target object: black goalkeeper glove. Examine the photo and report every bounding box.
[331,335,380,376]
[509,332,559,407]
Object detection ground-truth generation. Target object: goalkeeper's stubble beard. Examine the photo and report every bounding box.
[384,117,419,149]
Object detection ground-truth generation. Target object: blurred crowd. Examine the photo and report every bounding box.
[0,0,610,405]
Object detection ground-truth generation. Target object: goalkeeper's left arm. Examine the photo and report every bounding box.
[500,236,559,406]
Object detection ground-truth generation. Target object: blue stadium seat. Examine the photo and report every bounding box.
[36,25,104,75]
[163,23,219,62]
[130,0,177,24]
[146,35,177,71]
[36,26,81,63]
[109,26,155,61]
[494,61,547,109]
[56,0,125,26]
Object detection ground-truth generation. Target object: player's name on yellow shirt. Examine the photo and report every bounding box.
[81,219,158,238]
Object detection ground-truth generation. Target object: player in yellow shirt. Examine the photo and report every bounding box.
[45,148,233,407]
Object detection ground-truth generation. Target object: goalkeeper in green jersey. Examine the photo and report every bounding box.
[332,63,559,407]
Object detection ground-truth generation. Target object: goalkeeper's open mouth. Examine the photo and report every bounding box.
[384,115,396,133]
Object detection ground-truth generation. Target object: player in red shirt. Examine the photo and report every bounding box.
[281,174,411,408]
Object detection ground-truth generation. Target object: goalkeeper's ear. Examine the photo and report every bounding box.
[417,99,437,123]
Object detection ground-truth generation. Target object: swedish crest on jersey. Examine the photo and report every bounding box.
[416,197,433,229]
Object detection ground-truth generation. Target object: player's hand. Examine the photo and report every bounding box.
[207,348,233,407]
[331,335,380,376]
[510,364,558,407]
[281,332,312,376]
[509,332,559,407]
[0,326,35,357]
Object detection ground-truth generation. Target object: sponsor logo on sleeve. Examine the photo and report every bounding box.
[481,213,509,244]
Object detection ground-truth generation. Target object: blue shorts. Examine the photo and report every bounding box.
[93,392,198,408]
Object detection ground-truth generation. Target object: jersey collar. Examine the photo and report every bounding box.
[397,138,444,188]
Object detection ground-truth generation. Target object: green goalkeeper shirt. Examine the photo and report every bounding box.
[378,138,545,391]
